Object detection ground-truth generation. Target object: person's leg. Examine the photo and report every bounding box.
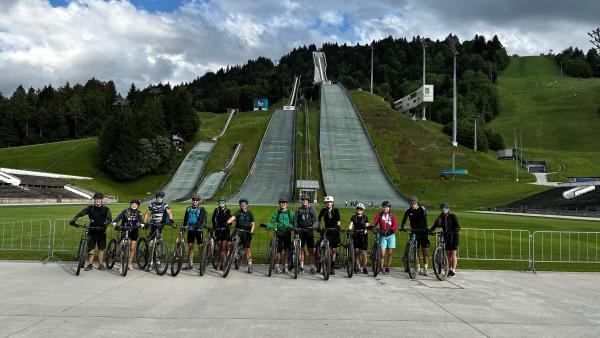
[386,248,394,268]
[451,250,458,269]
[187,243,194,263]
[379,247,385,270]
[129,240,136,266]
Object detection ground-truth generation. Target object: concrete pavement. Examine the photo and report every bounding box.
[0,262,599,337]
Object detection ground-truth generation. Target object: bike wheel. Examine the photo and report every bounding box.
[234,245,241,270]
[268,237,276,277]
[346,241,354,278]
[402,244,410,273]
[75,237,87,276]
[106,239,117,270]
[200,241,211,276]
[136,238,148,270]
[433,247,449,281]
[322,243,331,281]
[212,242,220,269]
[408,243,418,279]
[171,241,184,277]
[121,242,129,277]
[315,242,322,273]
[223,241,237,278]
[372,247,380,278]
[154,241,169,276]
[293,242,300,279]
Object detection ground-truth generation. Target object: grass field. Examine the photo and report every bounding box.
[491,56,600,181]
[350,90,547,211]
[1,203,598,271]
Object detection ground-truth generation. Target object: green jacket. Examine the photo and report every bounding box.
[268,208,295,233]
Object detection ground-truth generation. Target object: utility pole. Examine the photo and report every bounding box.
[473,114,479,152]
[520,130,524,170]
[422,39,427,120]
[370,43,374,93]
[514,128,519,182]
[448,36,459,147]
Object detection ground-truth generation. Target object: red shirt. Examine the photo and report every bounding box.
[373,212,398,232]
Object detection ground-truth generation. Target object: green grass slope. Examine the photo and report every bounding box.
[350,90,546,210]
[491,56,600,181]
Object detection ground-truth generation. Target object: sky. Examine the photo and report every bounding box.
[0,0,598,96]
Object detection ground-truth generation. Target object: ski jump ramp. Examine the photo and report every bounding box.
[319,84,408,208]
[162,142,215,202]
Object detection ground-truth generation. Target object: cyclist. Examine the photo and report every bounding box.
[182,194,208,271]
[231,198,255,273]
[400,196,430,276]
[318,196,341,276]
[111,199,144,271]
[429,202,460,277]
[372,201,398,274]
[295,195,319,274]
[143,191,175,270]
[70,192,112,271]
[348,202,370,275]
[212,197,233,270]
[267,197,295,274]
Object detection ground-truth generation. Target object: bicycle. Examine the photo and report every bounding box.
[342,229,360,278]
[138,225,170,275]
[199,227,217,276]
[170,225,191,277]
[260,223,278,277]
[431,232,450,281]
[402,228,419,279]
[290,227,315,279]
[106,224,138,277]
[315,227,339,281]
[369,228,383,278]
[222,227,252,278]
[71,222,104,276]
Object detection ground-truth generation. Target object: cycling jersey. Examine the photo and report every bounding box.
[234,209,254,229]
[184,206,207,231]
[318,207,340,228]
[401,206,428,232]
[373,212,398,234]
[113,208,143,227]
[296,205,318,228]
[268,208,294,233]
[147,201,170,226]
[212,207,232,228]
[430,213,460,233]
[350,214,369,230]
[71,204,112,230]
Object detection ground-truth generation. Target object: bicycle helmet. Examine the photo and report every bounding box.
[381,200,391,208]
[356,203,365,210]
[130,199,141,205]
[409,196,419,204]
[191,194,201,200]
[324,196,334,203]
[93,192,104,199]
[440,202,449,211]
[218,197,226,205]
[239,197,249,205]
[300,195,310,201]
[155,191,165,198]
[279,197,288,203]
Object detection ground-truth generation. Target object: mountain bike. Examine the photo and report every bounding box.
[71,222,104,276]
[291,227,314,279]
[140,225,170,275]
[370,228,383,278]
[431,231,450,281]
[315,227,339,281]
[170,225,188,277]
[223,227,252,278]
[106,224,138,277]
[402,228,419,279]
[199,227,217,276]
[260,223,278,277]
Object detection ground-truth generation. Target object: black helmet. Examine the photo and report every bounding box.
[440,202,449,210]
[409,196,419,204]
[381,200,391,208]
[239,198,249,205]
[130,199,141,205]
[191,194,201,200]
[279,197,288,203]
[93,192,104,200]
[300,195,310,201]
[155,191,165,198]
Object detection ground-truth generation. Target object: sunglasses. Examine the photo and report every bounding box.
[192,198,200,201]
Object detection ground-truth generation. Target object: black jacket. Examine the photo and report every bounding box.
[71,204,112,230]
[401,206,428,231]
[430,213,460,233]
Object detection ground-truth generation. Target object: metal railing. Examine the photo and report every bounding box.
[0,218,53,258]
[532,231,600,270]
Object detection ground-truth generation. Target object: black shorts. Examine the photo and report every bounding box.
[187,230,203,245]
[324,228,341,248]
[445,232,459,251]
[237,230,252,249]
[353,232,369,251]
[87,230,106,250]
[127,228,139,241]
[416,231,430,249]
[276,231,292,253]
[299,230,315,249]
[215,228,230,242]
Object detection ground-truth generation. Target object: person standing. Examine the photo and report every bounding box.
[295,195,319,274]
[267,197,295,273]
[212,197,233,270]
[348,203,370,275]
[429,202,460,277]
[400,196,430,276]
[111,199,144,271]
[182,194,207,271]
[70,192,112,271]
[318,196,341,275]
[231,198,255,273]
[372,201,398,274]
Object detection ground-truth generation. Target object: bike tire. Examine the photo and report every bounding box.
[154,240,169,276]
[106,239,117,270]
[121,242,129,277]
[136,237,148,270]
[322,243,331,281]
[408,243,418,279]
[315,240,322,273]
[346,241,354,278]
[75,237,87,276]
[268,237,276,277]
[200,240,211,276]
[212,243,220,269]
[372,246,380,278]
[402,244,410,273]
[433,247,449,281]
[293,242,300,279]
[223,241,237,278]
[234,244,241,270]
[170,241,184,277]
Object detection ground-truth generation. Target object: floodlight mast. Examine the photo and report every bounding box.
[370,43,374,93]
[448,35,459,147]
[422,38,427,120]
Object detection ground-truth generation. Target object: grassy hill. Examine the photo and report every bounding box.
[0,112,226,200]
[350,90,546,210]
[491,56,600,181]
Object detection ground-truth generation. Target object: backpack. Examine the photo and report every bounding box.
[187,207,205,230]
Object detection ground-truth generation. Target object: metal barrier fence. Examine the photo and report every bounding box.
[3,220,600,272]
[532,231,600,270]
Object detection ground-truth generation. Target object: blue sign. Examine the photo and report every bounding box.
[253,98,268,111]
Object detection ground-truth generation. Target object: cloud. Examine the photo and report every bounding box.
[0,0,597,96]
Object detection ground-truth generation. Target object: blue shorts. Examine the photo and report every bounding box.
[379,234,396,249]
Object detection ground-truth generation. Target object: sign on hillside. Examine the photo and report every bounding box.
[393,85,434,113]
[253,98,269,111]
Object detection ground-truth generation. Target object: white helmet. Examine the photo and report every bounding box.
[324,196,334,203]
[356,203,365,210]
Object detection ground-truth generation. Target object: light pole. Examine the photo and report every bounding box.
[473,113,479,152]
[370,43,374,93]
[448,36,459,147]
[422,39,427,120]
[514,128,519,182]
